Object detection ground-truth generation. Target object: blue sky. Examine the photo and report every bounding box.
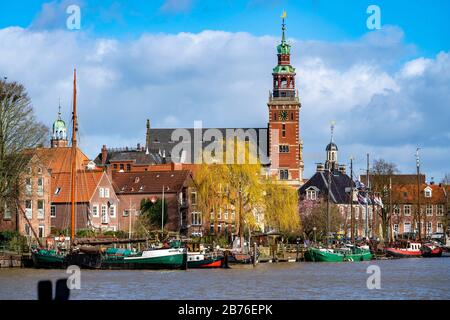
[0,0,449,181]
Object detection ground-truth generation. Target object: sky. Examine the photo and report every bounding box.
[0,0,449,181]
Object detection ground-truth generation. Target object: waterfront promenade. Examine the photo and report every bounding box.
[1,258,449,300]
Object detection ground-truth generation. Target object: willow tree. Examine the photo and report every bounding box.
[0,80,48,219]
[195,137,301,242]
[264,177,300,236]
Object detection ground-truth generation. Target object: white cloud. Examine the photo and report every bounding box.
[0,25,448,181]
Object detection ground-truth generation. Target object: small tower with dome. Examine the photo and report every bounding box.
[50,103,68,148]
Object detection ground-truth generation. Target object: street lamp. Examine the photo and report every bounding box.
[313,227,317,244]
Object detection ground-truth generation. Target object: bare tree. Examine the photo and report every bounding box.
[0,79,48,222]
[370,159,399,240]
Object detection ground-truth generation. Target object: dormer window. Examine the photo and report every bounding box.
[424,187,432,198]
[306,187,319,200]
[54,187,61,195]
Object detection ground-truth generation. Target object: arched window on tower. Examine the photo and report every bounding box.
[280,78,287,88]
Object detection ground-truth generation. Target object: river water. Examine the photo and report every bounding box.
[0,258,449,300]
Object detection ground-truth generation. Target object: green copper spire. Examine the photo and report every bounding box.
[277,10,290,55]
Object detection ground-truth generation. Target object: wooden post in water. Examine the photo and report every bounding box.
[253,242,257,267]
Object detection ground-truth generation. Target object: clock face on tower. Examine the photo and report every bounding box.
[278,110,288,121]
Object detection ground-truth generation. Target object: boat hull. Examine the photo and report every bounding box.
[421,246,443,258]
[385,248,422,258]
[188,256,224,268]
[304,248,344,262]
[101,248,187,270]
[32,251,67,269]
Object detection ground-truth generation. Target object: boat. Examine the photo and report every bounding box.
[421,243,443,257]
[32,248,68,269]
[187,251,225,268]
[101,240,187,270]
[385,241,422,258]
[304,247,344,262]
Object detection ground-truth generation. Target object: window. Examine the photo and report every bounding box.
[279,169,289,180]
[217,224,222,233]
[291,112,294,121]
[273,112,277,121]
[101,205,108,224]
[279,145,289,153]
[424,188,432,198]
[37,167,42,175]
[113,164,117,170]
[393,206,400,215]
[224,211,229,221]
[126,164,131,171]
[217,208,222,220]
[4,204,11,220]
[231,211,236,221]
[437,204,444,216]
[99,188,104,198]
[54,187,61,195]
[306,189,317,200]
[50,205,56,218]
[426,222,432,235]
[120,164,124,171]
[92,205,99,217]
[38,225,45,238]
[393,224,399,234]
[37,178,44,196]
[404,222,411,233]
[210,211,214,221]
[25,178,32,195]
[37,200,44,219]
[282,124,286,137]
[437,223,443,233]
[25,224,30,236]
[191,191,197,205]
[404,205,411,216]
[104,188,110,198]
[27,167,32,174]
[123,210,129,217]
[25,200,32,218]
[210,224,215,234]
[426,205,433,216]
[192,212,202,226]
[109,205,116,218]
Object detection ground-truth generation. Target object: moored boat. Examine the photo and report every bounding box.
[304,247,344,262]
[187,252,225,268]
[421,243,443,257]
[385,241,422,258]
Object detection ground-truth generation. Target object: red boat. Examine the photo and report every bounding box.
[385,241,422,258]
[187,252,226,268]
[421,243,443,257]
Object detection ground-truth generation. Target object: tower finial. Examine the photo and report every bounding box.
[330,120,336,143]
[58,97,62,119]
[281,10,287,43]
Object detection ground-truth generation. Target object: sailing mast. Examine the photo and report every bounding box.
[70,69,78,241]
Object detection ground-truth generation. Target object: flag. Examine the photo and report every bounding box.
[281,10,286,19]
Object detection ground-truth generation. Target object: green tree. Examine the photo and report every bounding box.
[301,201,343,242]
[140,198,168,230]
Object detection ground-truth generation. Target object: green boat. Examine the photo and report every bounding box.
[101,247,187,270]
[32,249,68,268]
[304,246,372,262]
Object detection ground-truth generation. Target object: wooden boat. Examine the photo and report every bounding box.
[421,243,443,257]
[385,241,422,258]
[187,252,225,268]
[304,247,344,262]
[101,247,187,270]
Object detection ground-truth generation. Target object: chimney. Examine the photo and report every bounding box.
[145,119,151,150]
[101,145,107,165]
[338,164,347,175]
[316,163,324,172]
[137,143,141,150]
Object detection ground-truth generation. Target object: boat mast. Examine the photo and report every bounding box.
[70,69,78,241]
[365,153,369,239]
[350,157,354,245]
[416,148,421,240]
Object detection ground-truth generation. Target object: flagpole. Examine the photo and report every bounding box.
[365,153,370,240]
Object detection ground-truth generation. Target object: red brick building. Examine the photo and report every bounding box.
[111,170,194,236]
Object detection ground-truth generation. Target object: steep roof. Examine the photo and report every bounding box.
[51,170,104,203]
[112,170,192,195]
[146,128,268,164]
[391,183,448,204]
[360,174,426,186]
[93,148,164,166]
[32,147,90,173]
[299,170,353,204]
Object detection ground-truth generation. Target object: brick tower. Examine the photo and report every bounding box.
[268,12,304,186]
